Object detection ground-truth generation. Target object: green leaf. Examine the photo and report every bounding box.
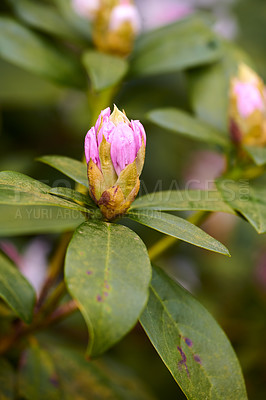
[49,187,96,208]
[82,50,128,92]
[8,0,81,42]
[140,266,248,400]
[0,171,89,213]
[18,342,62,400]
[0,358,15,399]
[147,108,229,147]
[0,17,86,88]
[127,210,230,256]
[0,59,64,107]
[130,15,222,77]
[46,342,156,400]
[37,155,88,188]
[54,0,92,40]
[0,252,35,323]
[131,189,234,213]
[65,221,152,357]
[187,42,253,132]
[217,179,266,234]
[244,145,266,166]
[0,205,85,236]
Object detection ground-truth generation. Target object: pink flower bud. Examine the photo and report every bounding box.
[72,0,101,20]
[229,64,266,147]
[233,81,264,118]
[109,2,141,34]
[84,105,146,219]
[110,123,137,175]
[84,126,100,168]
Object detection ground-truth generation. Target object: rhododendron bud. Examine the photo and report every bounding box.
[109,1,141,34]
[93,0,141,56]
[72,0,101,20]
[85,105,146,220]
[229,63,266,146]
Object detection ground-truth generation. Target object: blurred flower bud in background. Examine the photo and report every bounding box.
[92,0,141,56]
[0,239,50,296]
[72,0,101,20]
[229,64,266,147]
[85,105,146,220]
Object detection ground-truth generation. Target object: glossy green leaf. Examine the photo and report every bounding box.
[131,189,234,213]
[130,16,222,77]
[47,342,156,400]
[65,221,152,357]
[0,252,35,323]
[37,155,88,188]
[82,50,128,92]
[244,145,266,166]
[0,205,85,236]
[188,42,253,132]
[18,342,62,400]
[140,266,248,400]
[217,179,266,234]
[0,171,89,213]
[8,0,80,42]
[49,187,96,208]
[0,17,86,88]
[127,210,230,256]
[147,108,229,147]
[0,358,15,399]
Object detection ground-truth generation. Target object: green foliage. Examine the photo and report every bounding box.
[0,358,15,399]
[147,108,229,147]
[127,210,230,256]
[18,342,62,400]
[0,171,89,213]
[130,15,222,77]
[37,156,89,188]
[131,189,234,213]
[47,341,156,400]
[65,221,152,357]
[0,205,85,236]
[8,0,81,42]
[0,17,86,88]
[0,252,35,323]
[141,266,248,400]
[217,179,266,234]
[83,50,129,92]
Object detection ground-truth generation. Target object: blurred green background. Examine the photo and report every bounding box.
[0,0,266,399]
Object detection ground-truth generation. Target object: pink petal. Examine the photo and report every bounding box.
[84,127,100,168]
[110,123,137,175]
[94,107,111,134]
[109,4,141,34]
[234,81,264,118]
[131,120,146,152]
[97,120,116,145]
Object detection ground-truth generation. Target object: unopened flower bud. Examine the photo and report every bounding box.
[72,0,101,20]
[229,63,266,146]
[85,105,146,220]
[109,1,141,34]
[93,0,141,56]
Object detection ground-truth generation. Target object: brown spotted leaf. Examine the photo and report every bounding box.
[140,266,247,400]
[64,221,152,357]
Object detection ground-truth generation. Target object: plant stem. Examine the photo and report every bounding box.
[0,299,78,356]
[148,210,210,262]
[36,233,71,310]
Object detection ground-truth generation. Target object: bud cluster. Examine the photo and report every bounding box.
[72,0,141,56]
[85,105,146,220]
[229,63,266,147]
